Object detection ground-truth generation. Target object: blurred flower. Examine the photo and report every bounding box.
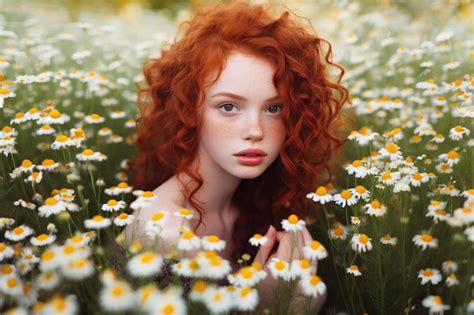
[413,233,438,250]
[0,242,15,260]
[445,273,459,287]
[195,251,231,279]
[84,215,111,229]
[299,273,326,298]
[38,197,66,218]
[203,286,233,314]
[177,229,201,252]
[84,113,104,124]
[113,213,134,227]
[101,199,126,212]
[99,280,135,312]
[380,234,397,246]
[346,265,361,276]
[350,216,361,225]
[201,235,226,252]
[174,208,194,220]
[42,295,78,315]
[76,149,107,162]
[441,260,458,274]
[145,211,168,239]
[289,259,314,279]
[464,226,474,242]
[5,225,34,242]
[422,295,450,314]
[128,251,163,277]
[30,234,56,247]
[63,259,94,280]
[418,268,442,285]
[461,188,474,201]
[329,223,348,241]
[379,143,403,160]
[234,286,259,311]
[438,150,460,166]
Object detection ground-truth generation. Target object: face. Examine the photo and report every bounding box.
[197,50,287,179]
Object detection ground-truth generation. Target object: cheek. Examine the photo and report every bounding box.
[267,121,287,142]
[202,116,236,140]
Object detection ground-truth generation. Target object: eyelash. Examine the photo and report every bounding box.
[218,103,283,114]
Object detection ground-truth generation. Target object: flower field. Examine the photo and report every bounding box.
[0,1,473,314]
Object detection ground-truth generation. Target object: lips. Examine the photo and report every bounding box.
[233,149,267,157]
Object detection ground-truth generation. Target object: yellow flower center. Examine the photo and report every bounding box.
[275,261,285,271]
[151,212,164,221]
[423,269,433,277]
[359,234,369,244]
[56,134,68,142]
[118,213,129,219]
[7,278,17,288]
[334,227,343,236]
[421,234,433,242]
[42,159,55,166]
[300,259,310,269]
[63,246,75,255]
[0,88,10,94]
[107,199,118,206]
[142,191,154,198]
[310,275,321,286]
[370,200,381,208]
[240,287,251,297]
[463,208,472,214]
[82,149,94,156]
[54,299,66,312]
[49,109,61,119]
[310,240,321,250]
[111,285,124,297]
[189,260,199,270]
[434,209,446,216]
[355,185,366,194]
[207,235,220,243]
[240,267,254,279]
[350,265,359,271]
[21,159,32,168]
[71,235,83,244]
[315,186,328,196]
[182,231,194,240]
[193,280,207,293]
[413,173,422,180]
[454,125,464,132]
[340,190,352,200]
[118,182,128,188]
[179,208,191,216]
[90,113,101,120]
[42,251,55,261]
[213,292,222,302]
[252,233,263,239]
[92,215,104,222]
[381,172,392,180]
[382,235,391,241]
[385,143,398,154]
[432,296,443,305]
[288,214,299,224]
[352,160,362,167]
[447,151,458,159]
[13,227,24,235]
[45,197,58,206]
[140,252,155,264]
[2,265,13,274]
[37,234,49,241]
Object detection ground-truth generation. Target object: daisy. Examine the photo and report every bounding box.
[438,184,460,197]
[50,135,73,150]
[351,216,361,225]
[267,258,291,281]
[62,259,94,280]
[303,240,328,261]
[0,217,15,229]
[306,186,333,204]
[37,159,60,172]
[418,268,442,285]
[39,248,61,272]
[461,188,474,201]
[177,230,201,251]
[227,265,265,287]
[113,213,134,227]
[36,124,56,136]
[195,251,232,279]
[128,251,163,277]
[438,150,460,166]
[289,259,314,279]
[150,288,187,315]
[465,226,474,242]
[234,286,259,311]
[449,125,470,141]
[249,233,268,246]
[0,243,15,260]
[25,171,43,184]
[76,149,107,162]
[201,235,226,251]
[430,133,445,143]
[84,215,111,229]
[435,162,453,174]
[299,273,327,298]
[30,234,56,247]
[105,182,133,196]
[379,143,403,160]
[350,185,370,202]
[445,273,459,287]
[427,200,447,212]
[363,200,387,217]
[345,160,369,178]
[42,295,78,315]
[203,286,234,314]
[351,233,373,253]
[422,295,450,314]
[409,172,430,187]
[145,211,168,239]
[347,126,379,146]
[5,225,34,242]
[38,109,69,125]
[172,258,201,278]
[99,280,135,312]
[413,233,438,250]
[101,199,126,212]
[174,208,194,220]
[426,208,450,223]
[66,234,91,247]
[130,191,158,210]
[441,260,458,274]
[346,265,361,276]
[453,207,474,224]
[19,159,34,173]
[329,223,348,240]
[380,234,397,245]
[281,214,305,232]
[37,271,61,291]
[98,127,113,136]
[38,197,67,218]
[189,280,210,303]
[84,113,105,124]
[57,245,91,266]
[0,275,23,297]
[333,189,358,207]
[0,87,15,108]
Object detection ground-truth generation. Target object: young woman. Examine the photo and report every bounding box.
[122,1,348,311]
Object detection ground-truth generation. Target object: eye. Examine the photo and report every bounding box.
[218,103,238,113]
[267,104,283,114]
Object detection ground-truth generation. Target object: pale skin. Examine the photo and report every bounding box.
[122,49,326,311]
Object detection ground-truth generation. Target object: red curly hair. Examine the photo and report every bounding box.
[127,1,349,262]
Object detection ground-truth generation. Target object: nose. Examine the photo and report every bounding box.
[242,113,264,141]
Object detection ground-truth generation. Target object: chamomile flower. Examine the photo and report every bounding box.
[426,208,450,223]
[5,225,34,242]
[174,208,194,220]
[84,215,111,229]
[461,188,474,201]
[303,240,328,261]
[36,159,60,172]
[333,189,358,207]
[430,133,445,143]
[465,226,474,242]
[0,274,23,296]
[37,271,61,291]
[172,258,201,278]
[267,258,291,281]
[422,295,450,314]
[76,148,107,162]
[25,171,43,184]
[441,260,458,274]
[99,280,135,312]
[428,200,447,212]
[379,143,403,160]
[345,160,369,178]
[249,233,268,246]
[409,172,430,187]
[0,243,15,260]
[18,159,35,173]
[306,186,333,204]
[299,273,327,298]
[101,199,126,212]
[63,258,94,280]
[413,233,438,250]
[351,233,373,253]
[234,286,259,311]
[203,286,234,314]
[346,265,361,276]
[0,218,15,229]
[177,230,201,251]
[380,234,397,245]
[453,207,474,224]
[128,251,163,277]
[418,268,442,285]
[363,200,387,217]
[84,113,105,124]
[30,234,56,247]
[347,126,379,146]
[329,223,348,240]
[289,259,314,279]
[113,213,134,227]
[445,273,459,287]
[435,162,453,174]
[105,182,133,196]
[350,185,371,201]
[189,280,210,303]
[201,235,226,251]
[195,251,232,279]
[150,288,187,315]
[438,184,460,197]
[449,125,470,141]
[42,295,78,315]
[438,150,460,166]
[145,211,168,239]
[281,214,305,232]
[130,191,157,210]
[36,124,56,135]
[38,197,66,218]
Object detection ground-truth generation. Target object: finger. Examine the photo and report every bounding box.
[275,231,294,261]
[253,225,277,265]
[301,226,313,245]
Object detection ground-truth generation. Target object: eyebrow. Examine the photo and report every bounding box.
[212,92,281,102]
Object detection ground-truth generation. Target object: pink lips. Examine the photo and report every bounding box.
[233,149,267,166]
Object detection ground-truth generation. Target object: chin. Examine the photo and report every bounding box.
[234,169,266,179]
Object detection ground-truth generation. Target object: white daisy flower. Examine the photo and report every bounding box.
[42,295,78,315]
[227,265,265,287]
[438,183,460,197]
[38,109,69,125]
[25,171,43,184]
[128,251,163,277]
[426,208,450,223]
[172,259,201,278]
[289,259,314,279]
[130,191,157,210]
[347,126,379,146]
[345,160,370,178]
[203,286,234,314]
[62,258,94,280]
[174,208,194,220]
[40,248,61,272]
[37,271,61,291]
[36,124,56,135]
[0,242,15,260]
[30,233,56,247]
[351,233,373,253]
[333,189,358,207]
[454,207,474,224]
[465,226,474,242]
[189,280,210,303]
[101,199,126,212]
[438,150,460,167]
[267,258,291,281]
[18,159,35,173]
[422,295,450,314]
[149,287,187,315]
[105,182,133,196]
[441,260,458,274]
[84,215,112,229]
[38,197,67,218]
[351,216,361,225]
[0,217,15,229]
[346,265,361,276]
[195,251,232,280]
[329,223,348,240]
[306,186,333,204]
[445,273,459,287]
[201,235,226,251]
[461,188,474,201]
[100,280,135,312]
[177,230,201,251]
[5,225,34,242]
[409,172,430,187]
[234,286,259,311]
[84,113,105,124]
[50,135,72,150]
[145,211,169,239]
[350,185,370,202]
[449,125,470,141]
[380,234,397,246]
[299,273,327,298]
[435,162,453,174]
[98,127,113,136]
[378,171,400,186]
[281,214,305,232]
[76,149,107,162]
[249,233,268,246]
[36,159,60,172]
[418,268,442,285]
[113,213,134,227]
[379,143,403,160]
[430,133,445,143]
[0,275,23,297]
[363,200,387,217]
[303,240,328,261]
[413,233,438,250]
[427,200,447,212]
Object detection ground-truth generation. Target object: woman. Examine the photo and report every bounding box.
[122,1,348,312]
